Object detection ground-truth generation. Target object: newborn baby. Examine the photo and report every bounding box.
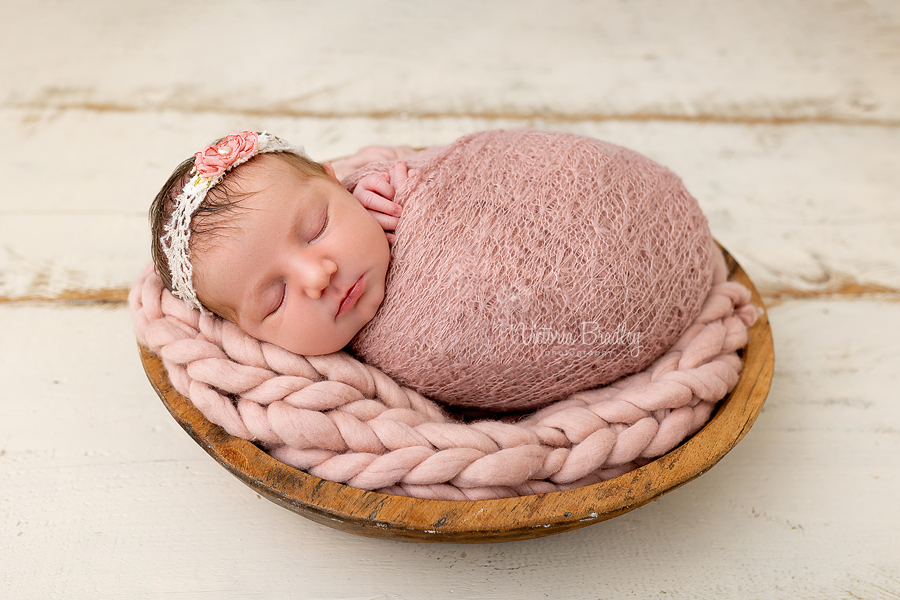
[151,130,714,412]
[150,131,411,355]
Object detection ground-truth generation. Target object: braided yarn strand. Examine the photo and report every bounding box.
[130,244,758,501]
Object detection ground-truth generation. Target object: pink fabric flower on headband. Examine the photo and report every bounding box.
[194,131,259,178]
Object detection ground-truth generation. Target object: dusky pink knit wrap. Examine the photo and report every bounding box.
[344,130,714,412]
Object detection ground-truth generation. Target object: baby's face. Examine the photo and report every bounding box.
[191,155,391,355]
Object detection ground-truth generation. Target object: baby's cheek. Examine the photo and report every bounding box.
[360,287,384,325]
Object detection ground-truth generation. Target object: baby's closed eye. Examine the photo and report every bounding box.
[310,210,330,242]
[264,283,286,319]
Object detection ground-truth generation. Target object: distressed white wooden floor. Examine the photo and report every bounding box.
[2,1,899,598]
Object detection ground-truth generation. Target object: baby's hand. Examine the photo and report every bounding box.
[354,161,417,246]
[352,162,408,246]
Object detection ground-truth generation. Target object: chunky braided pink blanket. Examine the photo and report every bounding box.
[131,249,756,500]
[344,130,716,412]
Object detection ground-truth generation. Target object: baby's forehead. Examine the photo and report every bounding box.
[239,154,334,201]
[229,153,298,190]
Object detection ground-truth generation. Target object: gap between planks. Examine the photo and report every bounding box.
[0,288,129,305]
[7,101,900,128]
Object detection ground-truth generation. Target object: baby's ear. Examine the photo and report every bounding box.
[321,161,341,183]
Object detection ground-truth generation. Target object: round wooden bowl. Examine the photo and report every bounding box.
[138,248,773,544]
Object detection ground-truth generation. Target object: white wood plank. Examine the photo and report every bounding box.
[1,299,897,598]
[3,0,898,123]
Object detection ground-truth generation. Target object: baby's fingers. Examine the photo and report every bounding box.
[356,188,403,219]
[357,173,394,201]
[389,161,410,188]
[368,209,401,233]
[354,174,402,216]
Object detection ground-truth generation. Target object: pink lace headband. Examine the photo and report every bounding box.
[160,131,306,312]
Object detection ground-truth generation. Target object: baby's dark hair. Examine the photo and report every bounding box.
[149,149,330,297]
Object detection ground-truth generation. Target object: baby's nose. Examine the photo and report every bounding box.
[303,259,337,299]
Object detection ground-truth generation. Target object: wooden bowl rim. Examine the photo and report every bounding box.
[138,246,774,544]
